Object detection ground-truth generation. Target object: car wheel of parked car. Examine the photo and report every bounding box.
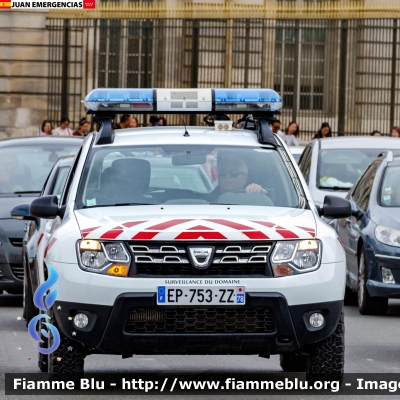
[280,353,306,372]
[358,246,388,315]
[23,259,38,327]
[305,309,344,384]
[48,323,84,379]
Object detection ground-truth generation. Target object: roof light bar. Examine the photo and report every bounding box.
[214,89,282,112]
[84,88,282,114]
[84,89,155,112]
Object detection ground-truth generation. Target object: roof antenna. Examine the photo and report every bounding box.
[182,115,189,137]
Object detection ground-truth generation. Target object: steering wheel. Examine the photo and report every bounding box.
[231,189,247,193]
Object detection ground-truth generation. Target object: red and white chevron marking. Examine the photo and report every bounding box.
[78,219,316,241]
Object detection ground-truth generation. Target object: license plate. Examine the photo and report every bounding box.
[157,286,246,305]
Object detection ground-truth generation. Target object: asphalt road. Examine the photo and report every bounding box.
[0,296,399,400]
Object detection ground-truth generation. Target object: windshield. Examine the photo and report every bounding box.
[77,145,299,208]
[380,166,400,207]
[0,145,80,195]
[318,148,400,190]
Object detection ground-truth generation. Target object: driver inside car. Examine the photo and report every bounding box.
[212,157,265,197]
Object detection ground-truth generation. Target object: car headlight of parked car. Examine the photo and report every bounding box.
[77,240,131,276]
[270,239,321,277]
[375,225,400,247]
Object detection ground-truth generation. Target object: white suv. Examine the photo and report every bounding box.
[30,88,351,383]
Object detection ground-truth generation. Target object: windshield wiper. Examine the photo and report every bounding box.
[14,191,41,194]
[83,203,154,208]
[319,186,351,190]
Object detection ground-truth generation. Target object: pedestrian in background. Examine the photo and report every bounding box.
[38,120,53,136]
[53,117,73,136]
[314,122,332,139]
[284,121,300,146]
[73,118,90,136]
[130,117,139,128]
[390,126,400,137]
[270,119,286,140]
[370,130,381,136]
[114,115,133,130]
[159,117,167,126]
[148,116,161,126]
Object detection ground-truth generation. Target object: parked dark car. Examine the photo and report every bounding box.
[0,137,82,294]
[337,151,400,315]
[11,155,74,323]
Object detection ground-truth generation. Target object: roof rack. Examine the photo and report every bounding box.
[84,88,282,145]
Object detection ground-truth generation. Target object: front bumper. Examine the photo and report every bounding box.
[0,262,23,293]
[0,219,26,293]
[54,293,343,356]
[366,252,400,298]
[366,280,400,298]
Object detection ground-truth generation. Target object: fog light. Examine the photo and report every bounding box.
[382,267,395,284]
[73,313,89,328]
[309,313,324,328]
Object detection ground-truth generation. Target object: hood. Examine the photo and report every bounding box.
[370,205,400,230]
[0,195,36,219]
[74,205,317,241]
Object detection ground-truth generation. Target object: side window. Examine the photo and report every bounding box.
[299,146,312,184]
[51,167,70,204]
[352,164,378,211]
[61,148,82,206]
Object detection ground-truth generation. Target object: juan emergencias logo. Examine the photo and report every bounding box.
[27,265,61,355]
[1,0,95,8]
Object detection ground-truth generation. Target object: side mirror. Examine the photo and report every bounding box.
[349,200,365,221]
[30,195,59,219]
[11,203,37,221]
[318,195,352,219]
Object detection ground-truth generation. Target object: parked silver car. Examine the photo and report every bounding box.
[0,136,82,294]
[298,137,400,207]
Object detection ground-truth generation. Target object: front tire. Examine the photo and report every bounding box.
[358,247,388,315]
[305,309,344,384]
[48,331,84,379]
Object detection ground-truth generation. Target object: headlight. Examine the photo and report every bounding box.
[375,225,400,247]
[77,240,131,276]
[270,239,321,276]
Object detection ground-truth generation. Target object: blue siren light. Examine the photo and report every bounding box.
[84,88,154,112]
[214,89,282,112]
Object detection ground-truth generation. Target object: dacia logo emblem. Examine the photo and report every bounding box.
[187,247,214,269]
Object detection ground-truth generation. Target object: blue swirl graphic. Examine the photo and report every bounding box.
[28,314,61,354]
[29,264,61,355]
[33,265,59,311]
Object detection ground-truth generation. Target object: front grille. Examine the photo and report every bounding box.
[9,238,23,247]
[10,264,24,279]
[129,242,274,276]
[125,307,276,334]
